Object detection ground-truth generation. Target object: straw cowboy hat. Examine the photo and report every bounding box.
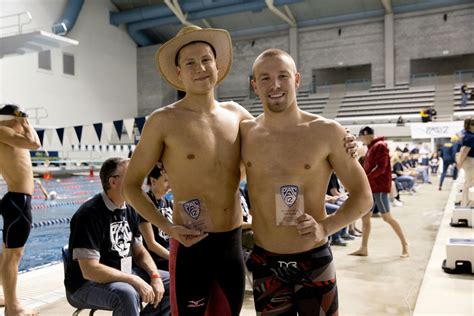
[156,25,233,91]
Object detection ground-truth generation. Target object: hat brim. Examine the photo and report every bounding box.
[156,28,232,91]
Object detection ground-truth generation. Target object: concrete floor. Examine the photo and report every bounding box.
[2,175,467,316]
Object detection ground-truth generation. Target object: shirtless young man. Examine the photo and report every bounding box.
[0,104,41,316]
[240,49,373,315]
[123,26,357,315]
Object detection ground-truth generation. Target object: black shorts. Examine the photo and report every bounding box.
[1,192,32,248]
[251,243,338,316]
[169,227,245,316]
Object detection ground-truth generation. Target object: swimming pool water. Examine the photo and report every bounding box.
[0,176,101,272]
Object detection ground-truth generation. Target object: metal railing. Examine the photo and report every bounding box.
[455,69,474,83]
[311,81,331,94]
[410,72,437,87]
[0,11,33,35]
[345,78,371,92]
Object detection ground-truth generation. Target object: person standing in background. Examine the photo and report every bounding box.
[0,104,41,316]
[457,118,474,207]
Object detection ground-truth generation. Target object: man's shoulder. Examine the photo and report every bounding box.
[240,116,258,131]
[147,104,179,121]
[372,139,388,152]
[0,126,15,145]
[220,100,253,120]
[306,115,343,135]
[73,194,104,220]
[219,100,242,110]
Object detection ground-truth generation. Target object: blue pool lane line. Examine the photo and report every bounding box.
[0,217,71,232]
[31,217,71,228]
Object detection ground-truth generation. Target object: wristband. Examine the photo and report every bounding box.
[150,272,161,279]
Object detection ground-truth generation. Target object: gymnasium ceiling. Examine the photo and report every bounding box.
[109,0,473,46]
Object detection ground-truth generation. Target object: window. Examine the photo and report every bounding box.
[63,53,75,75]
[38,50,51,70]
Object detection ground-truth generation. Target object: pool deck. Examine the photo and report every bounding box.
[1,174,473,315]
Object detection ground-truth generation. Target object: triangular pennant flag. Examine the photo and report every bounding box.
[56,128,65,145]
[124,118,134,140]
[82,125,98,145]
[135,117,146,135]
[45,129,54,147]
[113,120,124,140]
[74,126,83,144]
[36,129,45,146]
[102,122,113,143]
[66,127,76,144]
[93,123,103,142]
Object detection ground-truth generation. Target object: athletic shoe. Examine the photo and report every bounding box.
[330,238,347,246]
[392,200,403,207]
[341,233,355,240]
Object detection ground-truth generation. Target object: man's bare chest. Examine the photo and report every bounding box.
[243,130,328,176]
[164,116,240,157]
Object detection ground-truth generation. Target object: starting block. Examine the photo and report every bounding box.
[442,238,474,274]
[455,192,462,204]
[451,207,473,227]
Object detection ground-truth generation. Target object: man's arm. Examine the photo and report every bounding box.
[322,124,372,236]
[0,119,40,149]
[132,242,165,307]
[139,222,169,260]
[122,111,204,247]
[78,257,156,305]
[79,257,140,285]
[297,123,372,241]
[132,242,159,278]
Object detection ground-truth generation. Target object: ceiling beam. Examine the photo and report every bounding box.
[201,19,212,28]
[164,0,192,26]
[380,0,393,13]
[265,0,296,26]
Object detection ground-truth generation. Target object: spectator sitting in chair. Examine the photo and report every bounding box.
[420,107,437,122]
[392,152,416,193]
[402,153,431,184]
[65,157,170,316]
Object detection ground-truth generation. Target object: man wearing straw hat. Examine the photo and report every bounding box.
[0,104,41,316]
[123,26,357,315]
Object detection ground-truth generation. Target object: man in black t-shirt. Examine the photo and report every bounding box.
[65,157,170,315]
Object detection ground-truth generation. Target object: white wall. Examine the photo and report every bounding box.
[0,0,138,127]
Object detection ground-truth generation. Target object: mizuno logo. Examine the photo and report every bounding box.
[187,298,205,308]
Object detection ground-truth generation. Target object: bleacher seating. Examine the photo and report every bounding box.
[453,83,474,117]
[244,94,329,117]
[335,86,434,124]
[218,82,473,125]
